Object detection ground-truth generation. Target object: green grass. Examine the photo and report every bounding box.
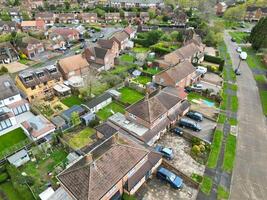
[132,47,149,53]
[0,181,21,200]
[0,128,29,158]
[18,58,30,65]
[118,87,144,104]
[142,67,162,75]
[200,176,213,195]
[133,76,152,85]
[110,65,135,74]
[68,128,96,149]
[187,92,218,107]
[223,134,237,173]
[217,185,229,200]
[217,114,226,124]
[259,91,267,115]
[61,95,84,107]
[229,31,249,44]
[231,96,238,112]
[19,148,67,197]
[119,54,135,63]
[191,173,203,183]
[244,47,266,70]
[96,102,125,121]
[229,117,238,126]
[254,74,267,83]
[91,82,109,96]
[207,130,223,168]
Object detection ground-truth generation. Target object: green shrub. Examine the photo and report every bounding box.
[204,55,225,70]
[122,193,137,200]
[0,172,9,183]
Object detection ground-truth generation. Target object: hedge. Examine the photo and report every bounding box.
[0,172,9,183]
[204,54,225,71]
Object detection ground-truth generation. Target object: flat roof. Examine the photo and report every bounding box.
[108,113,148,137]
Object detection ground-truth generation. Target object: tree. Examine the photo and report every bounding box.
[0,11,11,21]
[21,11,31,20]
[64,1,70,10]
[71,112,81,126]
[223,5,246,21]
[249,17,267,50]
[0,66,8,75]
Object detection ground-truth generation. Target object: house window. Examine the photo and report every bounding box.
[9,97,14,101]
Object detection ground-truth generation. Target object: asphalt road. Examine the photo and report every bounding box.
[224,32,267,200]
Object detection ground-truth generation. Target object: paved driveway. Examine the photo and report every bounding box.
[224,31,267,200]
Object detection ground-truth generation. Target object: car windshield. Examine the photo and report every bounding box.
[169,172,176,182]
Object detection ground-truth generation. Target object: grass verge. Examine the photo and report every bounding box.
[217,185,229,200]
[223,134,237,172]
[207,130,223,168]
[201,176,213,195]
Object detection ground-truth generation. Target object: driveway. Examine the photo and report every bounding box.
[224,31,267,200]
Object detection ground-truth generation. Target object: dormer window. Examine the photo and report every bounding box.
[24,76,33,82]
[36,72,44,78]
[48,68,57,74]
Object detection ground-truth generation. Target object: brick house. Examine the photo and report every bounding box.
[111,31,130,50]
[57,132,162,200]
[105,13,121,23]
[123,26,136,39]
[0,21,17,34]
[97,39,120,57]
[16,37,45,59]
[109,0,164,8]
[124,12,137,23]
[20,19,46,32]
[153,60,201,88]
[140,12,150,23]
[57,13,76,23]
[78,13,98,23]
[0,42,19,64]
[109,87,190,145]
[35,12,56,25]
[50,28,80,43]
[244,6,267,21]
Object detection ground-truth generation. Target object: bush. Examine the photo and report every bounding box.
[89,118,100,127]
[0,66,8,75]
[122,193,137,200]
[0,172,9,183]
[204,55,225,70]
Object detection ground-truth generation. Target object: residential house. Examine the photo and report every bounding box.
[111,31,130,50]
[171,10,188,27]
[57,13,76,24]
[15,65,63,102]
[50,28,80,43]
[124,12,137,23]
[97,39,120,57]
[109,0,164,8]
[47,32,66,50]
[29,0,44,9]
[21,114,56,141]
[109,87,189,145]
[35,12,56,25]
[57,54,90,87]
[216,2,228,16]
[80,1,96,9]
[82,92,112,113]
[105,13,121,23]
[140,12,150,23]
[57,132,162,199]
[84,46,116,71]
[0,21,17,34]
[60,105,87,125]
[123,26,136,39]
[20,19,46,32]
[153,60,201,88]
[16,36,45,59]
[0,42,19,64]
[0,75,30,132]
[7,149,30,167]
[79,13,98,23]
[244,6,267,21]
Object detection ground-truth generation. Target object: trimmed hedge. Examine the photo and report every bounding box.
[0,172,9,183]
[204,54,225,71]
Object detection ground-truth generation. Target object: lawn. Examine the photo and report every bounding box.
[259,91,267,115]
[68,127,96,150]
[110,65,135,75]
[254,74,267,83]
[91,82,109,96]
[133,76,152,85]
[118,87,144,104]
[231,96,239,113]
[229,117,238,126]
[223,134,237,173]
[229,31,249,44]
[217,114,226,124]
[61,95,84,107]
[132,47,149,53]
[244,47,266,70]
[207,130,223,168]
[0,181,21,200]
[142,67,162,75]
[217,185,229,200]
[19,148,67,197]
[96,102,125,121]
[187,92,218,107]
[200,176,213,195]
[119,54,135,63]
[0,128,29,158]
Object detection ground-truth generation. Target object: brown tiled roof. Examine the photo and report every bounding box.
[52,28,79,39]
[124,26,135,36]
[58,142,149,200]
[80,13,97,19]
[154,60,196,86]
[58,54,89,74]
[97,39,114,49]
[111,31,129,42]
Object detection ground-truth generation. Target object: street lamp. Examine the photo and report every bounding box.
[235,51,247,74]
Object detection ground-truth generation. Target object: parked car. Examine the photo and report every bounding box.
[184,86,192,93]
[186,111,203,121]
[92,38,97,43]
[191,84,203,91]
[178,118,201,132]
[155,145,174,160]
[196,66,207,74]
[157,167,183,189]
[170,127,183,136]
[236,47,242,53]
[99,34,104,38]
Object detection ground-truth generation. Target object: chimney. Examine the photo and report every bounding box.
[145,91,149,100]
[85,154,93,163]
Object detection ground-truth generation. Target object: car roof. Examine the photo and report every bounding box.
[158,167,175,176]
[162,148,172,155]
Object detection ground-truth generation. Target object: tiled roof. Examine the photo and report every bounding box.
[0,74,20,100]
[58,54,89,74]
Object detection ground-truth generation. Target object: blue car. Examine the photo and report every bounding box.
[170,127,183,136]
[155,145,174,160]
[157,167,183,189]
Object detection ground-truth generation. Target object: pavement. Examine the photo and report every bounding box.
[224,31,267,200]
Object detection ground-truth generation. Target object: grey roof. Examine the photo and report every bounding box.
[110,0,163,4]
[48,187,73,200]
[94,47,108,59]
[61,105,86,121]
[83,93,112,109]
[0,75,20,100]
[95,122,118,138]
[7,149,28,163]
[51,116,66,127]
